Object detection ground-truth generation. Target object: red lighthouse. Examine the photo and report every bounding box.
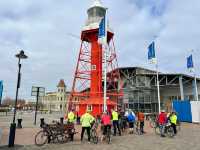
[68,0,122,117]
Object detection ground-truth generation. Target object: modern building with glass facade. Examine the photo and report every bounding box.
[119,67,200,113]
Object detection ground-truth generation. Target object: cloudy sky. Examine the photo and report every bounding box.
[0,0,200,100]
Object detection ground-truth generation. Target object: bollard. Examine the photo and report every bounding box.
[77,116,80,125]
[40,118,45,128]
[60,117,64,124]
[17,119,22,128]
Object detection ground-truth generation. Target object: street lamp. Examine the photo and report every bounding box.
[8,50,28,147]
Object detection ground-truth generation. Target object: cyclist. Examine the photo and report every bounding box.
[67,109,76,141]
[101,111,112,141]
[158,110,167,137]
[127,111,136,134]
[137,111,145,134]
[170,111,177,135]
[80,110,95,142]
[111,109,121,136]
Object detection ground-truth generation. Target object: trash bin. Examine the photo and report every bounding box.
[60,117,64,124]
[40,118,45,128]
[17,119,22,128]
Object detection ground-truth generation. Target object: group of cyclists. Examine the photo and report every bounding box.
[157,110,178,137]
[65,108,179,143]
[65,108,147,143]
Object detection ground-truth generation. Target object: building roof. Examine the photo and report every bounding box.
[118,66,200,80]
[57,79,66,88]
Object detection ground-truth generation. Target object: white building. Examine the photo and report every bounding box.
[41,79,70,112]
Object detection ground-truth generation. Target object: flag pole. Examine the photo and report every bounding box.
[191,50,199,101]
[194,73,199,101]
[154,37,161,114]
[103,10,108,113]
[156,63,161,114]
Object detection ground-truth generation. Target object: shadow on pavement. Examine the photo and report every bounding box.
[0,145,25,150]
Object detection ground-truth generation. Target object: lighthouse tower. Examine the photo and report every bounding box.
[68,0,122,117]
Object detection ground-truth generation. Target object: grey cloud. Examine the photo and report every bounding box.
[0,0,200,100]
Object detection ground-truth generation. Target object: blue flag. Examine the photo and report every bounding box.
[0,80,3,103]
[98,16,107,45]
[187,54,194,69]
[148,41,157,64]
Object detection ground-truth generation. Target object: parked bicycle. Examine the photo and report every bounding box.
[35,121,77,146]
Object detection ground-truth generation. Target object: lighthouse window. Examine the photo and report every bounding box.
[87,105,93,111]
[91,65,96,70]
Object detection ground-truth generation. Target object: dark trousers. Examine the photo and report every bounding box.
[103,125,111,135]
[113,120,121,136]
[140,121,144,133]
[171,123,177,134]
[81,127,91,141]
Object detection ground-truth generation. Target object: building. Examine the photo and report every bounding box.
[119,67,200,113]
[40,79,70,112]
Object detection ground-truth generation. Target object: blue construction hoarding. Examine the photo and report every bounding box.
[172,100,192,122]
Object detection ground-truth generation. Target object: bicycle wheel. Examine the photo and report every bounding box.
[35,130,49,146]
[106,130,111,144]
[91,130,98,144]
[155,126,160,135]
[167,127,174,138]
[149,120,156,128]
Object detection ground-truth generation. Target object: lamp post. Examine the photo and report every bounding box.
[8,50,28,147]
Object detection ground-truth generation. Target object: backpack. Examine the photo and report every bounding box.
[127,113,135,122]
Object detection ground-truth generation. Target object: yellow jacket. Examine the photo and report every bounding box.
[112,111,119,121]
[80,113,95,127]
[68,112,76,123]
[170,114,177,125]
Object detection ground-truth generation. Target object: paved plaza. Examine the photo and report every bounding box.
[0,113,200,150]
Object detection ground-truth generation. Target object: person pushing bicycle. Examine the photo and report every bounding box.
[80,110,95,143]
[101,111,112,141]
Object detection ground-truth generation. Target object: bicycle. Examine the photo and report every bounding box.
[105,125,112,144]
[134,121,142,135]
[90,122,99,144]
[149,115,158,128]
[155,122,175,138]
[35,122,77,146]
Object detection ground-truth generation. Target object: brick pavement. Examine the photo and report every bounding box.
[0,123,199,150]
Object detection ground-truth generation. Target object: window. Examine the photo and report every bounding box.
[91,65,96,70]
[87,105,93,111]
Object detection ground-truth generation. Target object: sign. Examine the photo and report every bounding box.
[31,86,45,97]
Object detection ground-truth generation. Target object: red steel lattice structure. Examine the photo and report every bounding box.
[67,0,123,117]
